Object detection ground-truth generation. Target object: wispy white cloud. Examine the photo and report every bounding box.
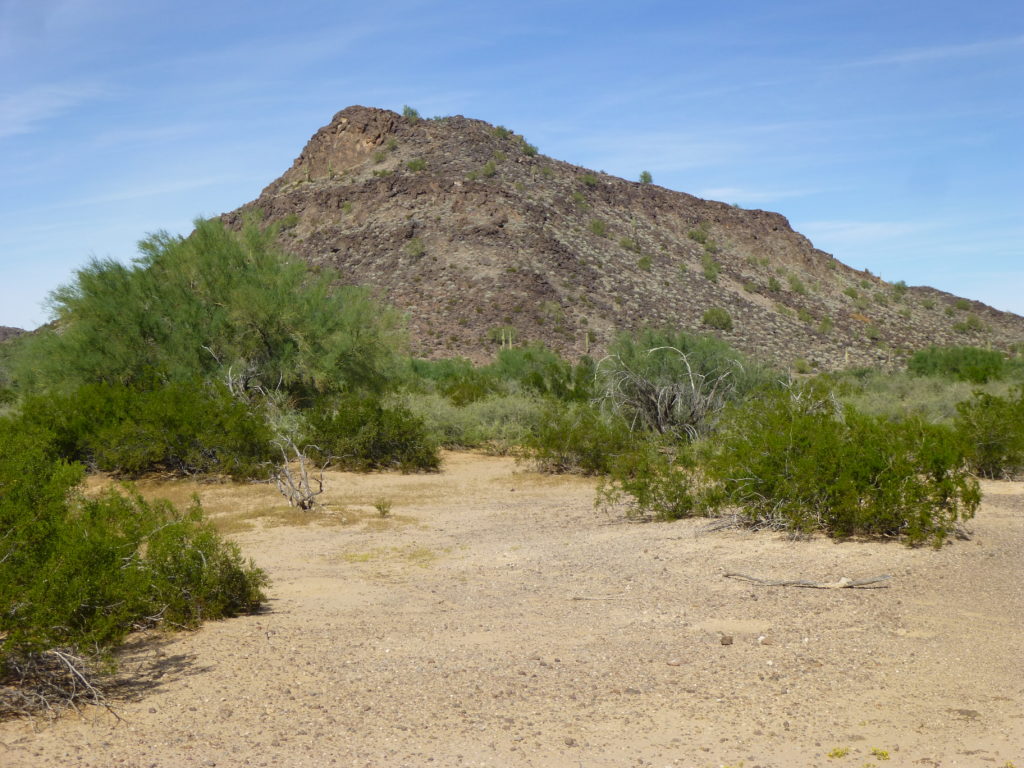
[800,219,931,244]
[696,186,821,204]
[849,34,1024,67]
[0,83,104,139]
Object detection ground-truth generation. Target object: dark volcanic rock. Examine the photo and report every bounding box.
[223,106,1024,369]
[0,326,25,344]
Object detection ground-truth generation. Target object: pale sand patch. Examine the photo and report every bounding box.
[3,451,1022,767]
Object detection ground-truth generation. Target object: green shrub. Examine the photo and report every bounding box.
[955,387,1024,478]
[405,237,426,257]
[787,274,807,294]
[491,125,512,139]
[702,307,733,331]
[768,276,782,292]
[908,346,1006,383]
[402,105,420,121]
[797,308,814,324]
[844,286,859,299]
[597,440,723,520]
[953,314,986,334]
[406,157,426,172]
[481,160,497,178]
[637,255,652,271]
[701,253,720,282]
[524,402,637,475]
[0,420,266,702]
[639,170,653,184]
[304,395,439,472]
[954,298,971,311]
[589,218,607,237]
[818,316,834,334]
[707,388,980,545]
[687,226,708,245]
[892,280,909,299]
[18,381,273,479]
[518,138,538,156]
[581,174,598,187]
[399,392,546,453]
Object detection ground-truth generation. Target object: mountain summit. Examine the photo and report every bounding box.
[224,106,1023,368]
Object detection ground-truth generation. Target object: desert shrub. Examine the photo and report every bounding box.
[399,392,546,453]
[597,441,722,520]
[304,395,439,472]
[524,402,637,475]
[954,298,971,311]
[701,253,720,282]
[892,280,909,298]
[953,314,986,334]
[0,421,266,706]
[489,345,596,402]
[589,218,607,237]
[702,307,733,331]
[768,276,782,292]
[954,387,1024,478]
[908,346,1006,383]
[637,255,652,271]
[787,274,807,294]
[707,387,980,545]
[491,125,512,139]
[580,174,598,187]
[17,381,273,479]
[402,105,420,121]
[518,137,538,156]
[405,237,426,257]
[639,170,653,184]
[687,226,708,245]
[406,157,426,172]
[596,329,772,440]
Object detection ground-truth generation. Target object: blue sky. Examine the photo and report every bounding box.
[2,0,1022,329]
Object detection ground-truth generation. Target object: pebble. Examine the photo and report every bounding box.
[720,635,734,646]
[666,658,682,666]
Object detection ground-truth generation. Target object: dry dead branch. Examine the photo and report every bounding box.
[271,437,328,511]
[723,572,893,589]
[0,649,116,720]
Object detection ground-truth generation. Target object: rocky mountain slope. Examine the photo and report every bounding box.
[0,327,24,344]
[224,106,1024,369]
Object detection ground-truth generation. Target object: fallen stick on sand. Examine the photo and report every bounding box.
[724,572,892,589]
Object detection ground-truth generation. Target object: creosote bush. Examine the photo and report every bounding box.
[17,381,273,479]
[702,307,733,331]
[908,346,1006,384]
[0,420,266,712]
[304,395,439,473]
[707,386,980,545]
[955,387,1024,478]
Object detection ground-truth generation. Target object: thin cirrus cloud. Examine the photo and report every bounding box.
[847,34,1024,67]
[0,83,105,139]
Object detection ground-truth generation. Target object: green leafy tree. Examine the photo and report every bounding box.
[14,218,403,401]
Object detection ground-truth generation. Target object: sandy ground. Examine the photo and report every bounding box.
[1,451,1022,768]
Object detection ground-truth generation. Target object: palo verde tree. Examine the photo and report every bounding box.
[13,216,403,401]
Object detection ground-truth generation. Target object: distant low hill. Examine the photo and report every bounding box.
[0,327,24,344]
[224,106,1024,369]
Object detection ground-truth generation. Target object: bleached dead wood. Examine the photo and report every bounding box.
[724,572,892,589]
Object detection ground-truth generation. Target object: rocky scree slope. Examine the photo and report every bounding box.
[224,106,1024,369]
